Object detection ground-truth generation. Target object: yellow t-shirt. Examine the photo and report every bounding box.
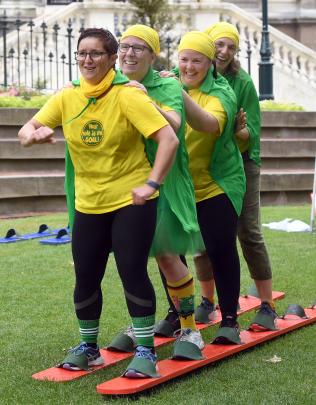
[236,136,249,153]
[34,85,169,214]
[185,89,227,202]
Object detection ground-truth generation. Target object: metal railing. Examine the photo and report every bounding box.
[0,12,254,91]
[0,14,84,90]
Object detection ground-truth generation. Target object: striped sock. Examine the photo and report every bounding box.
[78,319,99,344]
[132,314,155,348]
[167,273,196,331]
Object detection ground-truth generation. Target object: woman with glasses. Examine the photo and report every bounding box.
[193,22,277,331]
[104,24,206,367]
[18,28,179,376]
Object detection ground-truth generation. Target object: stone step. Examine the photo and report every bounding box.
[261,157,316,170]
[0,139,65,159]
[0,196,67,217]
[0,159,65,172]
[262,111,316,128]
[260,190,312,206]
[261,139,316,157]
[261,127,316,139]
[0,172,65,199]
[260,170,314,191]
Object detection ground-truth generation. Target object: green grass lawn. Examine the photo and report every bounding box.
[0,206,315,405]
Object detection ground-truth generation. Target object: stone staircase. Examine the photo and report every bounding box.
[0,109,66,217]
[0,109,315,217]
[260,111,316,205]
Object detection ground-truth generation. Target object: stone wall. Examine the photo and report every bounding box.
[0,108,315,217]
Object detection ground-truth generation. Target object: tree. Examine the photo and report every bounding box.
[127,0,177,69]
[128,0,170,30]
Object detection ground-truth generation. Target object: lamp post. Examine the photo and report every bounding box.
[166,36,171,70]
[258,0,274,100]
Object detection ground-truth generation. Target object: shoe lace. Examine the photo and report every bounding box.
[221,316,238,329]
[200,297,214,311]
[173,328,198,340]
[67,342,92,355]
[135,346,156,362]
[260,302,278,317]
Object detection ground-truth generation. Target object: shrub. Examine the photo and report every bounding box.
[260,100,305,111]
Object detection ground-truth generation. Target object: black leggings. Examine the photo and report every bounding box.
[72,199,157,320]
[196,194,240,318]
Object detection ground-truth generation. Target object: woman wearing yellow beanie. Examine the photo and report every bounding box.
[106,24,206,377]
[194,22,277,333]
[175,31,245,344]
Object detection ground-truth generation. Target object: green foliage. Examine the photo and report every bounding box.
[260,100,305,111]
[128,0,170,29]
[0,206,315,404]
[126,0,183,70]
[0,95,51,108]
[0,86,51,108]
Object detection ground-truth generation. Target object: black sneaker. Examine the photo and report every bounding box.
[195,297,217,324]
[154,309,181,337]
[213,315,241,345]
[249,301,278,331]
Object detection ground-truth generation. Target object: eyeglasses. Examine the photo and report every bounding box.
[74,51,108,61]
[118,43,150,54]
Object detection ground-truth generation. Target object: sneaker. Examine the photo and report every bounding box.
[107,326,136,352]
[124,346,158,378]
[172,328,205,360]
[213,316,241,345]
[174,328,205,350]
[195,297,217,324]
[249,301,278,331]
[59,342,104,371]
[154,309,181,337]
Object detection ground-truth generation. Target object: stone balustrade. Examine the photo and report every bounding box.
[1,1,316,109]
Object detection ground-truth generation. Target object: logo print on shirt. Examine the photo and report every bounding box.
[81,120,104,146]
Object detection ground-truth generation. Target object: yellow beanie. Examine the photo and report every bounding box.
[178,31,215,60]
[121,24,160,55]
[204,22,239,48]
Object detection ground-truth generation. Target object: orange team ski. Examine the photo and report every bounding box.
[97,306,316,397]
[32,291,285,382]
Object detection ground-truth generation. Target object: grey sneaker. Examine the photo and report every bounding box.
[249,301,278,331]
[195,297,217,324]
[107,326,136,352]
[175,328,205,349]
[58,342,104,371]
[172,328,205,360]
[124,346,158,378]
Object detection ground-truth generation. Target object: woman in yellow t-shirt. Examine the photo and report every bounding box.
[18,28,178,378]
[177,31,245,344]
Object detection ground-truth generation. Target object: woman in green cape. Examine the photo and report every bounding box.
[175,31,245,343]
[193,22,277,332]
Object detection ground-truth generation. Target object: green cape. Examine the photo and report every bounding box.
[172,66,245,216]
[140,67,203,255]
[224,68,261,166]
